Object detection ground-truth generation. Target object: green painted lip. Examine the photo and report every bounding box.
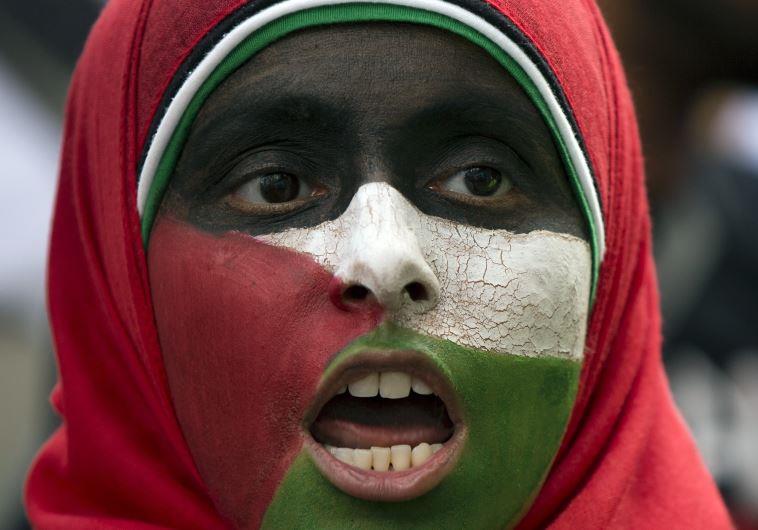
[303,347,468,502]
[263,324,581,529]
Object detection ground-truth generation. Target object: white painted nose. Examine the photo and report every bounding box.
[335,183,439,313]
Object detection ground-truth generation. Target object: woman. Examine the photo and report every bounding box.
[25,0,732,528]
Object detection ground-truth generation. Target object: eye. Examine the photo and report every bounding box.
[231,172,313,207]
[437,166,512,199]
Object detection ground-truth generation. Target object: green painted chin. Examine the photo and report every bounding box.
[262,325,580,529]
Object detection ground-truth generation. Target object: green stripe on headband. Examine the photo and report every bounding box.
[141,3,601,300]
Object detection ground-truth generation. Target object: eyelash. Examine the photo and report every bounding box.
[225,171,325,213]
[218,143,521,215]
[428,165,513,200]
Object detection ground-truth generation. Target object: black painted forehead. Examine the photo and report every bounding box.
[190,23,545,143]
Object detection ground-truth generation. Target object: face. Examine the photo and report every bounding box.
[148,23,591,529]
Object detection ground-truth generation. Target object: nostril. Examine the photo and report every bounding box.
[404,281,429,302]
[343,284,371,302]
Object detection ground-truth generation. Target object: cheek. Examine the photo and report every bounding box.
[147,216,381,528]
[405,226,592,359]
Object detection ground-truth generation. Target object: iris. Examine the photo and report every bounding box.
[463,167,502,196]
[260,173,300,203]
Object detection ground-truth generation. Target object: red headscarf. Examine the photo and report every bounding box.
[26,0,731,528]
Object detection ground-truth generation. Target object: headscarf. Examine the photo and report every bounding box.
[26,0,731,527]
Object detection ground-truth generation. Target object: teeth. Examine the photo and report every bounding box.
[353,449,373,470]
[327,442,443,471]
[333,447,354,465]
[343,372,435,398]
[411,377,433,395]
[411,442,432,467]
[348,373,379,397]
[379,372,411,399]
[371,446,391,472]
[390,445,412,470]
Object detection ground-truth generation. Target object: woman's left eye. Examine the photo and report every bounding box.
[232,172,313,205]
[436,167,512,199]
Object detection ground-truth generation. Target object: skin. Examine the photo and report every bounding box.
[149,23,590,528]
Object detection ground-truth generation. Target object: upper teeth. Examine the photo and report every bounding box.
[346,372,433,398]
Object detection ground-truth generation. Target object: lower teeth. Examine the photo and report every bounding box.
[325,442,443,471]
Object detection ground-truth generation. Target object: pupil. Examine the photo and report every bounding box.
[463,167,502,196]
[259,173,299,203]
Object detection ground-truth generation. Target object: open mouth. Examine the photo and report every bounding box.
[303,350,467,502]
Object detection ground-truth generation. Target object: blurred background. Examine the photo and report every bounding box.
[0,0,756,528]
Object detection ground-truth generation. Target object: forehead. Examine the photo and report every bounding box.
[194,22,542,127]
[166,21,589,240]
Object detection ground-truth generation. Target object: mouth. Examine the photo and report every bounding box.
[303,350,467,502]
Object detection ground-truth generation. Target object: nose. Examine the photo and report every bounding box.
[332,183,439,313]
[335,255,438,313]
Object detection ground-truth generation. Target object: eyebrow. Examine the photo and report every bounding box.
[402,97,543,136]
[184,94,349,170]
[192,94,347,145]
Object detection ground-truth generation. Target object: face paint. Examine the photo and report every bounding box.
[261,182,591,359]
[256,182,590,527]
[147,19,593,530]
[148,215,384,527]
[263,326,581,529]
[150,181,590,527]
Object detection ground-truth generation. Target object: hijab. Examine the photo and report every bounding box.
[26,0,731,527]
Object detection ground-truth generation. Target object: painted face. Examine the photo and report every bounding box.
[148,23,591,529]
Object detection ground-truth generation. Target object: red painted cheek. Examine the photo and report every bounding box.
[148,216,382,529]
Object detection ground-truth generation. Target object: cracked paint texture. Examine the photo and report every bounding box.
[260,182,591,360]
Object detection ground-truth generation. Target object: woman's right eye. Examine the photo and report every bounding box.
[227,171,320,213]
[235,172,311,204]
